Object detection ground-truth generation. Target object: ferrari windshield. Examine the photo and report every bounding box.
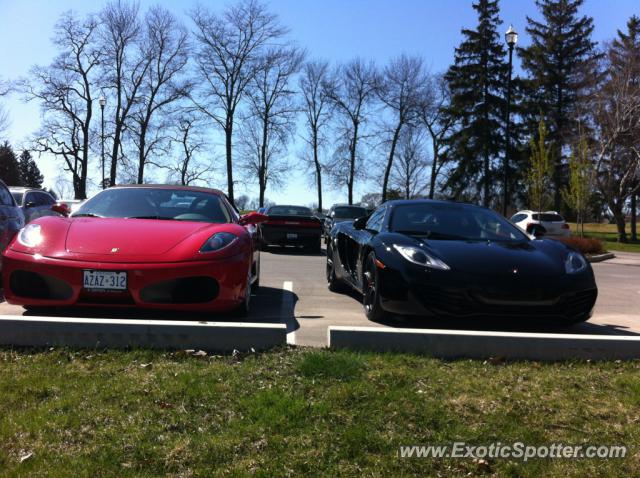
[390,202,528,242]
[72,188,231,223]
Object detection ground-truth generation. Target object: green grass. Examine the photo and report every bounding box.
[568,223,640,253]
[0,347,639,476]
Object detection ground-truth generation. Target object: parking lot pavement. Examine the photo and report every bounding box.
[0,247,638,347]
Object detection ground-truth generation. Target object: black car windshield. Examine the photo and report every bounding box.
[72,188,231,223]
[390,203,528,242]
[268,206,312,216]
[333,206,367,220]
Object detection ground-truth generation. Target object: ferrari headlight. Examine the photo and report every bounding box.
[392,244,450,270]
[199,232,237,253]
[565,251,587,274]
[18,224,43,248]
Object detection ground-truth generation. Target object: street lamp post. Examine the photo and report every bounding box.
[503,25,518,217]
[99,94,106,189]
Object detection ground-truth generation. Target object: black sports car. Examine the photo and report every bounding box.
[326,199,597,323]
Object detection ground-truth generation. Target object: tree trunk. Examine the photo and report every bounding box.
[313,132,322,211]
[348,123,359,205]
[612,202,628,243]
[429,142,438,200]
[137,132,146,184]
[110,120,122,187]
[382,124,402,203]
[258,115,268,208]
[225,122,234,205]
[631,193,637,242]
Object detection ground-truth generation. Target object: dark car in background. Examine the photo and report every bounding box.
[9,187,57,223]
[0,180,25,268]
[260,205,323,252]
[326,199,597,324]
[323,204,368,241]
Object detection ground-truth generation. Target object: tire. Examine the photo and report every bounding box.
[326,244,344,293]
[362,252,390,322]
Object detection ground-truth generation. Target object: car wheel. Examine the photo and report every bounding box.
[326,244,344,293]
[363,252,390,322]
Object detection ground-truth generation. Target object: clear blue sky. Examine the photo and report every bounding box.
[1,0,638,204]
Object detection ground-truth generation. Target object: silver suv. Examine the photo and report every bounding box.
[9,187,57,224]
[510,210,571,237]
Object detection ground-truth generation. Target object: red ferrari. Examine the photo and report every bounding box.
[2,185,267,316]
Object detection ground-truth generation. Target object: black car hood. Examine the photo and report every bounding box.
[386,235,566,277]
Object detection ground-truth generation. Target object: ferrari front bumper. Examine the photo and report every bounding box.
[2,249,250,312]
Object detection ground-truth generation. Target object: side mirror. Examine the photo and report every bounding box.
[51,203,71,217]
[239,211,268,226]
[353,216,368,230]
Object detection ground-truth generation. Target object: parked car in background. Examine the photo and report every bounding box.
[510,210,571,237]
[326,199,597,324]
[323,204,368,241]
[0,180,25,267]
[9,187,58,223]
[2,185,267,316]
[260,205,323,251]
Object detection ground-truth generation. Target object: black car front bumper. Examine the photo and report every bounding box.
[378,266,597,321]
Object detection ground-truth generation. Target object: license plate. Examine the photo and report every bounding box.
[83,270,127,290]
[287,233,298,239]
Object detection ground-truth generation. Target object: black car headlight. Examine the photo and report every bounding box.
[392,244,450,270]
[565,251,587,274]
[17,224,43,248]
[199,232,237,253]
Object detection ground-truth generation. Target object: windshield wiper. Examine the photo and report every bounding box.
[72,213,102,218]
[126,215,174,220]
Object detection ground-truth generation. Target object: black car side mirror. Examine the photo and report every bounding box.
[353,216,367,230]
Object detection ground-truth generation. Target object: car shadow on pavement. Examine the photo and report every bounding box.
[329,288,639,336]
[20,286,301,333]
[373,315,640,336]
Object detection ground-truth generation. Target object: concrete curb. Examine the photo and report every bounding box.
[328,326,640,360]
[588,252,616,263]
[0,316,286,352]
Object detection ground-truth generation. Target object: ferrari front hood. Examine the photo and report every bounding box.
[65,218,210,256]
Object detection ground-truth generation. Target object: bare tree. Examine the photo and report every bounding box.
[418,74,454,199]
[165,114,213,186]
[100,0,151,186]
[325,59,378,205]
[240,46,303,207]
[190,0,287,205]
[23,12,101,199]
[391,127,429,199]
[0,79,10,138]
[299,60,332,211]
[377,55,426,201]
[131,6,190,184]
[590,46,640,242]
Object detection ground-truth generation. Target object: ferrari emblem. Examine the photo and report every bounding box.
[111,247,119,253]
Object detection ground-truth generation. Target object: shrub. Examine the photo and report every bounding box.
[555,236,604,255]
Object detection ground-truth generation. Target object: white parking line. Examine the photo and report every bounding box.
[282,281,296,345]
